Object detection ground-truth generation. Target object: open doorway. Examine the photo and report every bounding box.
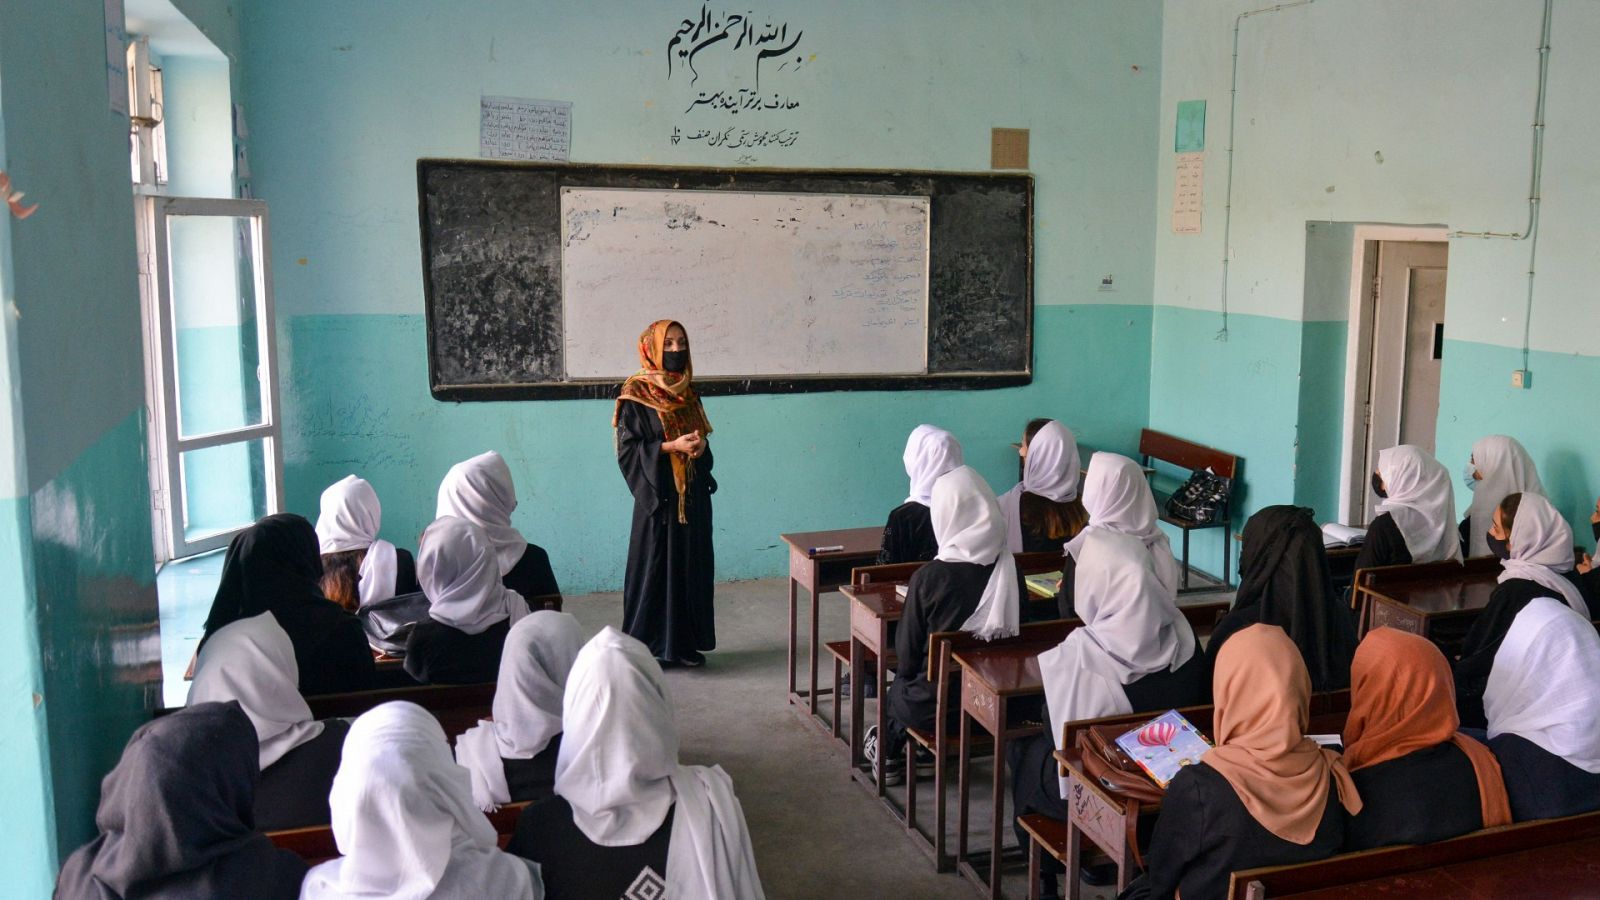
[1338,227,1450,523]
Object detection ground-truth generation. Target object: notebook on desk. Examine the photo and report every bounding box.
[1113,709,1213,788]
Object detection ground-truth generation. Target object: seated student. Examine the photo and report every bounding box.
[1455,492,1590,727]
[1352,445,1462,573]
[405,516,534,684]
[1055,452,1179,621]
[877,424,963,565]
[300,702,542,899]
[1127,625,1360,900]
[1577,493,1600,595]
[1205,506,1357,692]
[456,610,587,811]
[870,465,1025,785]
[188,612,350,830]
[439,450,561,604]
[1482,597,1600,821]
[199,514,374,696]
[314,474,421,612]
[55,702,307,900]
[1012,526,1202,898]
[998,419,1087,554]
[1460,435,1543,558]
[508,627,764,899]
[1341,628,1511,850]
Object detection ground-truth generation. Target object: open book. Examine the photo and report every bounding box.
[1321,523,1367,548]
[1025,571,1062,599]
[1114,710,1213,788]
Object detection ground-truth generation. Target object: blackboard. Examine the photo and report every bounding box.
[417,160,1033,400]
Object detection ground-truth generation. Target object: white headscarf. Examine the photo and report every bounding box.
[300,702,539,900]
[1499,493,1588,618]
[1486,597,1600,773]
[188,612,323,769]
[556,628,765,899]
[1040,529,1196,777]
[437,451,529,576]
[455,611,587,812]
[926,466,1021,641]
[902,425,964,507]
[1065,452,1180,600]
[998,420,1081,553]
[418,516,530,636]
[1465,436,1545,558]
[1375,445,1463,564]
[316,475,400,607]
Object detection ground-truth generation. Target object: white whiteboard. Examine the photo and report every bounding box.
[559,188,929,379]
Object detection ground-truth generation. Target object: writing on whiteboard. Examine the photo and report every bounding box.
[480,96,571,162]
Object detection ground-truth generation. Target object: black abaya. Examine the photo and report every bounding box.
[616,398,716,662]
[1453,575,1586,728]
[1351,512,1412,573]
[255,718,349,830]
[877,501,936,565]
[403,616,514,684]
[55,702,306,900]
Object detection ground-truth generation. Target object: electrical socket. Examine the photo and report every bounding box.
[1511,369,1531,389]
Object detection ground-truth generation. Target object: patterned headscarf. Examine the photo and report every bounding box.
[614,320,714,524]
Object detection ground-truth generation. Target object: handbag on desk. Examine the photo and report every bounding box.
[1079,727,1166,806]
[1164,468,1231,525]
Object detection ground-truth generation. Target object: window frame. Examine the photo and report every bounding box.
[140,195,284,561]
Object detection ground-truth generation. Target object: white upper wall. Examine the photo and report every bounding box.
[1155,0,1600,353]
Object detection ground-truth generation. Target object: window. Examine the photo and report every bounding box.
[137,198,283,560]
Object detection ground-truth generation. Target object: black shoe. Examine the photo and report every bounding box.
[1079,862,1118,887]
[878,756,906,786]
[912,746,936,771]
[678,650,705,668]
[838,674,877,699]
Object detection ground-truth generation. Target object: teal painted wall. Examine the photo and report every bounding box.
[0,0,164,879]
[1293,320,1348,521]
[242,0,1167,591]
[287,305,1154,594]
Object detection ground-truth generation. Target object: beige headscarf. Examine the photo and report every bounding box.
[1201,623,1362,844]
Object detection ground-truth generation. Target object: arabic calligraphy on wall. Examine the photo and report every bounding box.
[665,4,809,158]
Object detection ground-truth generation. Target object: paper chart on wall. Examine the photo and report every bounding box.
[479,96,572,161]
[1172,152,1204,234]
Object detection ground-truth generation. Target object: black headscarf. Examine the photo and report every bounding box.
[202,513,327,638]
[54,702,306,900]
[1232,505,1358,691]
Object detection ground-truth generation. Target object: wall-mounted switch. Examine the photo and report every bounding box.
[1098,274,1115,292]
[1511,369,1531,389]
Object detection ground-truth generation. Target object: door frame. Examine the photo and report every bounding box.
[1336,224,1450,524]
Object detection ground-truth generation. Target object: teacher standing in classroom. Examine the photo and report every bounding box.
[614,319,717,667]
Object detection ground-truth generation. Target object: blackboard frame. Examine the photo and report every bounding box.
[417,160,1033,401]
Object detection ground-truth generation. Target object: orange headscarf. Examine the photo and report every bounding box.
[1202,624,1363,844]
[1343,628,1512,829]
[613,320,713,524]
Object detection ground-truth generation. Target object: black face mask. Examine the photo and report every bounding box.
[1370,472,1388,499]
[661,350,688,373]
[1487,532,1511,561]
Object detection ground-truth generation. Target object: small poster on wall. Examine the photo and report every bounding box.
[1173,152,1204,234]
[479,96,572,161]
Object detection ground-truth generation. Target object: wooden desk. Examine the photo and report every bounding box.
[1364,575,1498,648]
[779,527,883,727]
[954,641,1052,899]
[842,582,903,796]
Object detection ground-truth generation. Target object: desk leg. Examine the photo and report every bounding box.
[988,730,1007,899]
[808,561,821,718]
[849,637,866,770]
[1064,817,1082,900]
[1181,528,1192,589]
[957,710,972,867]
[874,628,888,799]
[787,576,799,698]
[1027,841,1041,900]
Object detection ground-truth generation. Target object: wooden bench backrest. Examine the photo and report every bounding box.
[1016,550,1066,575]
[1139,428,1239,479]
[1062,690,1353,761]
[851,561,923,587]
[1181,600,1231,636]
[268,800,532,863]
[1229,809,1600,899]
[1349,555,1501,612]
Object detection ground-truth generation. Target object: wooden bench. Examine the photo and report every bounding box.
[1349,557,1502,652]
[1139,428,1240,591]
[268,799,532,863]
[1229,809,1600,898]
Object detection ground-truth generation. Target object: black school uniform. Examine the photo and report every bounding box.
[883,558,1026,759]
[1344,742,1485,850]
[1128,767,1345,900]
[508,796,673,900]
[877,501,937,565]
[403,616,515,684]
[255,719,350,831]
[393,546,422,596]
[1010,652,1209,874]
[503,544,561,604]
[501,739,563,806]
[1489,732,1600,822]
[1351,512,1411,573]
